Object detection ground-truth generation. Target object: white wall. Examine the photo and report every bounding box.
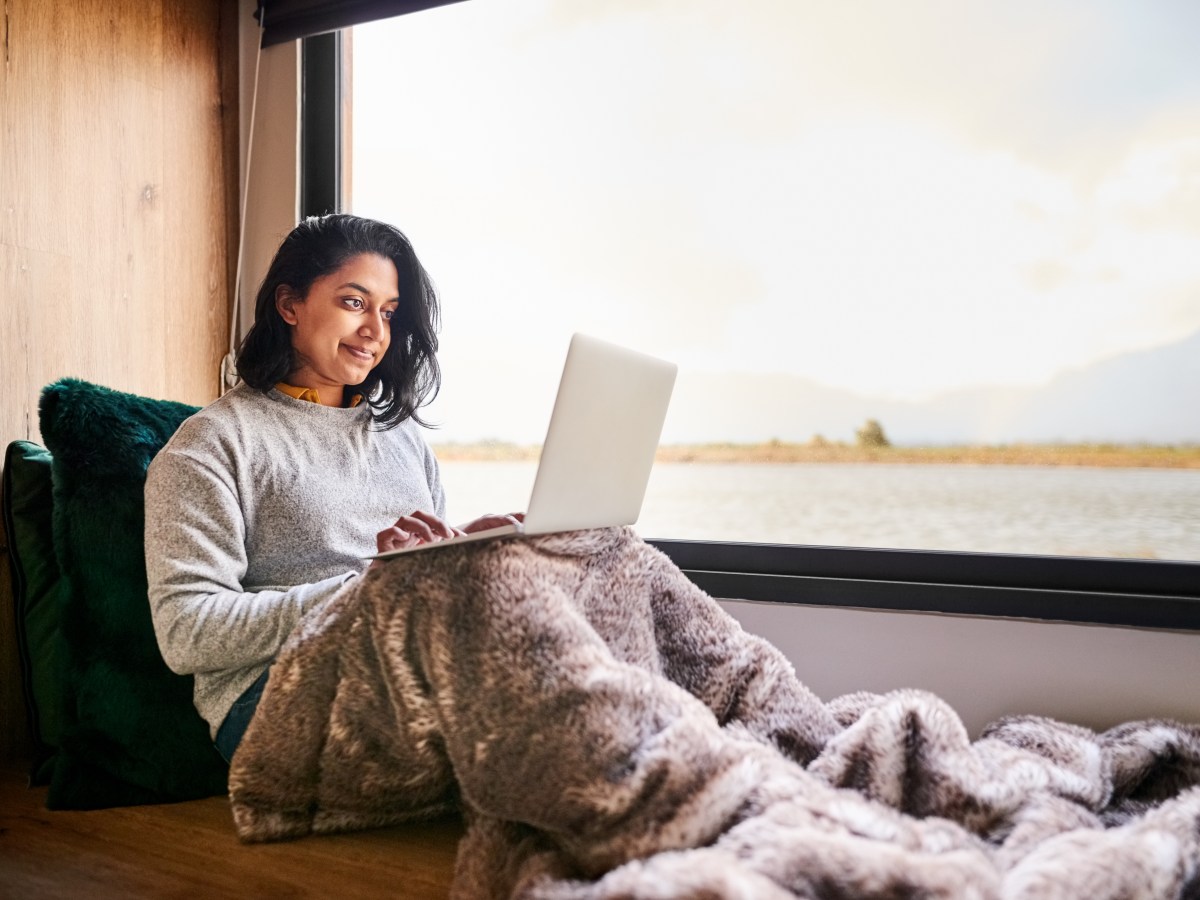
[234,0,300,356]
[720,599,1200,737]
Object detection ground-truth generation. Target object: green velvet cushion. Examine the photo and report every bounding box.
[37,378,228,809]
[2,440,69,783]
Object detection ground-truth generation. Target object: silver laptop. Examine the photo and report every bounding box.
[371,333,677,559]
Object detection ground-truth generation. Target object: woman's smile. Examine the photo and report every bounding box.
[343,343,377,363]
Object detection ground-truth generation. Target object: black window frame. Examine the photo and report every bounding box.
[301,29,1200,631]
[300,31,342,218]
[648,540,1200,631]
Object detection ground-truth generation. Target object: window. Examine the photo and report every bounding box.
[344,1,1200,564]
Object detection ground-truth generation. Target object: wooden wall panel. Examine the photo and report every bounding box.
[0,0,234,445]
[0,0,238,761]
[162,1,233,388]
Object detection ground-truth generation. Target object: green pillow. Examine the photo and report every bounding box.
[38,378,228,809]
[2,440,68,784]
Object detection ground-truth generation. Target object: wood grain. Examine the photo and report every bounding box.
[0,0,234,448]
[0,0,237,762]
[0,763,462,898]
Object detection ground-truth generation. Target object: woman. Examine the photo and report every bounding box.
[146,214,851,896]
[144,214,518,763]
[145,215,1167,899]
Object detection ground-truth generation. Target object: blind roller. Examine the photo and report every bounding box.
[257,0,470,47]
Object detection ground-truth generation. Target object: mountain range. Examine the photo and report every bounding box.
[664,327,1200,446]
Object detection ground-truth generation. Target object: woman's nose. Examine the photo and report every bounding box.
[360,310,386,338]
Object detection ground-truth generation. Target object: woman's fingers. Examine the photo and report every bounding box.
[379,510,455,549]
[459,512,526,534]
[375,510,517,563]
[376,524,418,554]
[407,509,457,540]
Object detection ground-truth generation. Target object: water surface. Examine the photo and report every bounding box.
[438,461,1200,561]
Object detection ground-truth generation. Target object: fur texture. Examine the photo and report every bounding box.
[229,527,1200,898]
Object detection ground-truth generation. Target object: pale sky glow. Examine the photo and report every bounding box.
[351,0,1200,441]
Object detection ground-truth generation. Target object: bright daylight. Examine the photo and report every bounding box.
[350,0,1200,558]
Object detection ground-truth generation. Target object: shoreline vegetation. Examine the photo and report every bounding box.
[431,440,1200,469]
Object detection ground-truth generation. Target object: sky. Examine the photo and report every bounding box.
[350,0,1200,443]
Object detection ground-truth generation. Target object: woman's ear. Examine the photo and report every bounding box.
[275,285,301,325]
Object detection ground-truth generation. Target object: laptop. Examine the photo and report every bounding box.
[370,332,678,559]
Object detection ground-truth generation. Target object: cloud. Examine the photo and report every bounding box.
[704,119,1200,398]
[351,0,1200,415]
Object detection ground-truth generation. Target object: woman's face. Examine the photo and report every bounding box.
[276,252,400,405]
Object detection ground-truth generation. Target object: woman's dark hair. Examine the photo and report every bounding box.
[236,214,441,429]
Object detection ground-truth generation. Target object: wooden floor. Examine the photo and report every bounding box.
[0,761,462,898]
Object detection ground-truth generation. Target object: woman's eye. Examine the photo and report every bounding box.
[344,297,364,310]
[382,309,395,321]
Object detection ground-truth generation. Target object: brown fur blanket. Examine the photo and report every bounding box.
[229,527,1200,898]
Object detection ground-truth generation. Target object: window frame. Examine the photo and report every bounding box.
[302,28,1200,632]
[647,540,1200,632]
[300,31,342,218]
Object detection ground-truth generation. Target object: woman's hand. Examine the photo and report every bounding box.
[458,512,525,534]
[368,511,525,570]
[373,510,461,561]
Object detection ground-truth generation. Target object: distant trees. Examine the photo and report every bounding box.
[855,418,890,448]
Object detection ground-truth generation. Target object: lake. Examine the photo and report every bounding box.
[438,461,1200,562]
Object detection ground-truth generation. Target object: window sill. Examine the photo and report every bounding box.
[647,539,1200,632]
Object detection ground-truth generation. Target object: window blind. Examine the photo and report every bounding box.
[257,0,469,47]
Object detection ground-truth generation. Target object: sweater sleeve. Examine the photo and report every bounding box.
[144,446,355,676]
[425,438,448,521]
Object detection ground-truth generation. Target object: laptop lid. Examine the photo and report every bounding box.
[369,333,677,559]
[522,333,677,535]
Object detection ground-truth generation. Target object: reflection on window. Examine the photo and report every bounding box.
[349,1,1200,561]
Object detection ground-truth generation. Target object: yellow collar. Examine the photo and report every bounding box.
[275,382,363,408]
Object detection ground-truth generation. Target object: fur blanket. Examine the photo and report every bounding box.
[228,527,1200,899]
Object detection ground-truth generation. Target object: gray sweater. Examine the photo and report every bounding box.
[144,383,446,736]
